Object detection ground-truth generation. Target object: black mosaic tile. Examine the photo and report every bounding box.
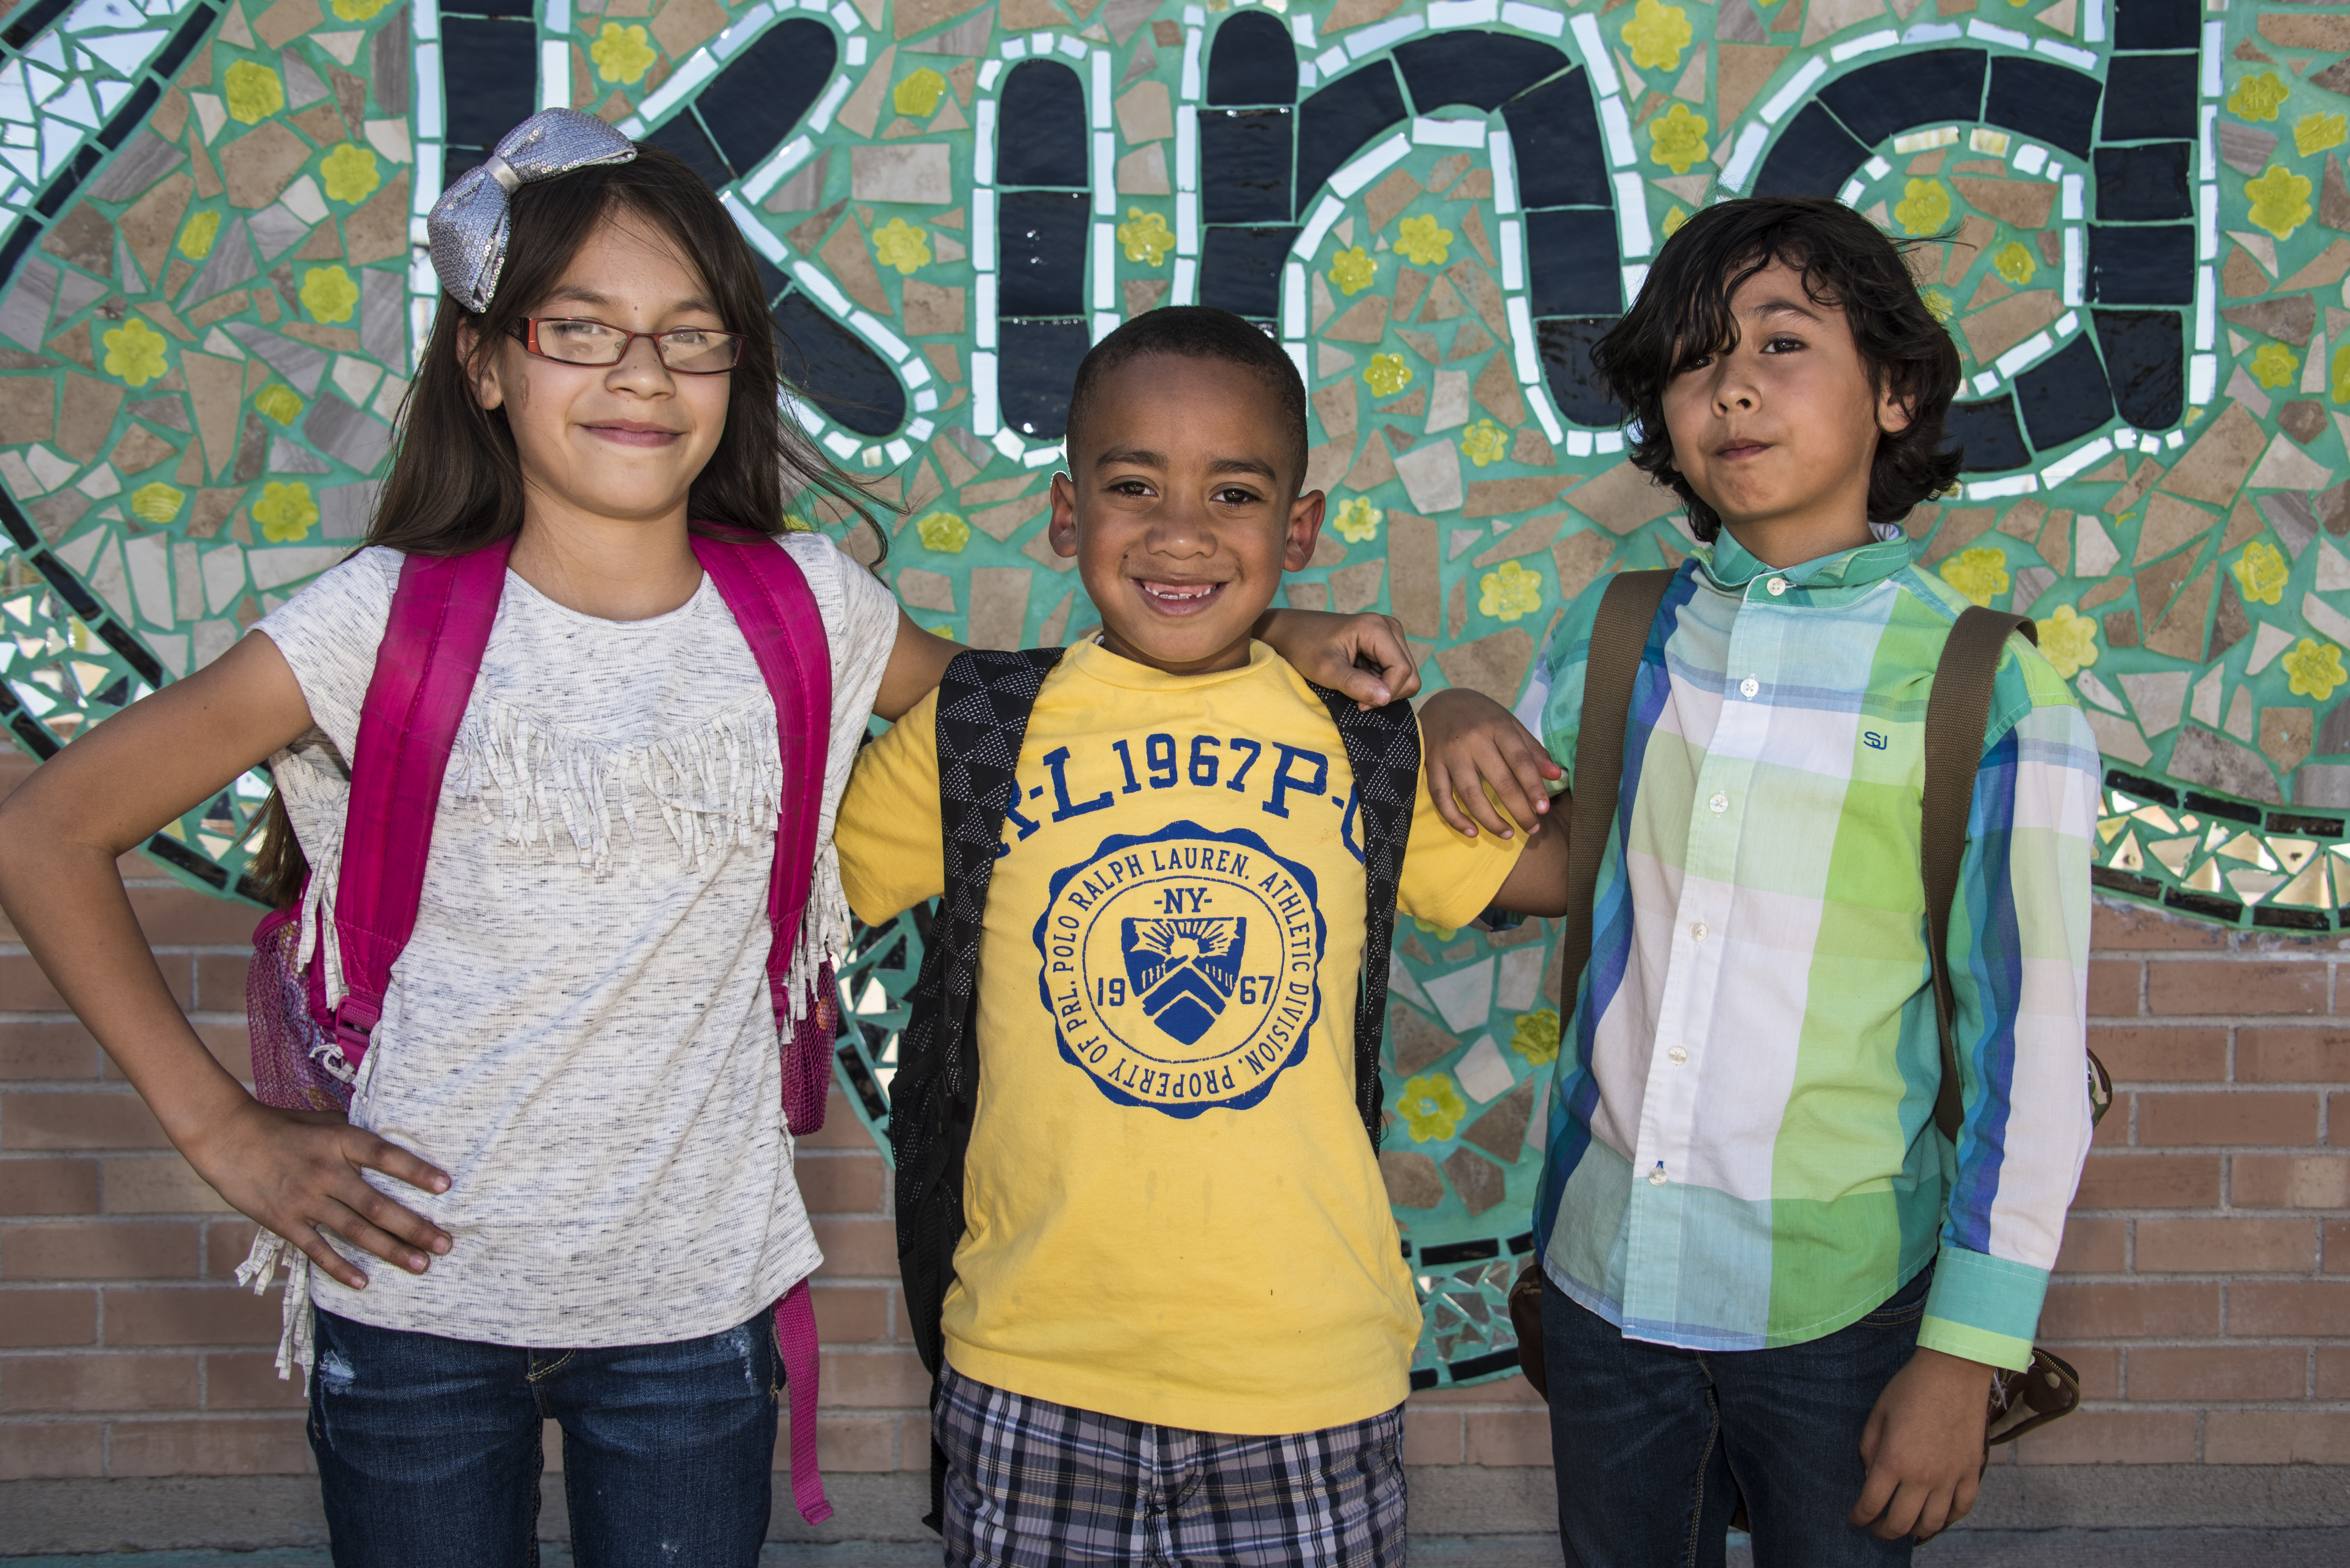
[152,1,214,80]
[2088,223,2194,305]
[699,19,838,176]
[1526,208,1621,317]
[1751,103,1869,200]
[1535,316,1621,427]
[2013,334,2115,449]
[2113,0,2201,51]
[1983,56,2101,159]
[1199,225,1299,320]
[1943,396,2030,472]
[1,0,69,51]
[998,319,1091,440]
[2093,308,2186,428]
[1501,69,1609,212]
[1208,11,1297,106]
[455,0,536,13]
[645,113,731,192]
[34,146,95,217]
[998,60,1089,188]
[0,221,34,287]
[1295,62,1408,219]
[997,189,1090,316]
[1818,51,1986,148]
[2100,54,2198,143]
[443,18,539,156]
[1201,109,1293,224]
[2095,143,2193,221]
[1393,30,1569,114]
[751,249,787,307]
[772,289,906,436]
[96,80,156,152]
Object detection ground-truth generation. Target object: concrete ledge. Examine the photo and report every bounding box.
[7,1466,2348,1555]
[1961,1464,2350,1531]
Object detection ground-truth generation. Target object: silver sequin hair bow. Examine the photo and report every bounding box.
[426,109,638,313]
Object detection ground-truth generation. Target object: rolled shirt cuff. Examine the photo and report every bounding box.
[1918,1243,2050,1373]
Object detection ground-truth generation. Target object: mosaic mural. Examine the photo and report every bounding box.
[5,0,2350,1386]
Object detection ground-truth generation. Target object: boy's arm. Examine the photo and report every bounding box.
[1921,676,2101,1373]
[1490,812,1571,915]
[1395,717,1541,930]
[1855,652,2099,1543]
[835,688,951,922]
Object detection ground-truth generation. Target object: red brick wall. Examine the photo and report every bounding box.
[3,748,2345,1483]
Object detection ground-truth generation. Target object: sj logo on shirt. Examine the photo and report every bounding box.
[1034,823,1326,1117]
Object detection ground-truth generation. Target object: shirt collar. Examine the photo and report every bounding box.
[1699,522,1921,592]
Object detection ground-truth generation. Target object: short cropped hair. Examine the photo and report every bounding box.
[1590,196,1963,542]
[1065,306,1309,494]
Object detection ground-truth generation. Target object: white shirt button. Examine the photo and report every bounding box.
[1709,791,1728,814]
[1740,675,1760,699]
[1767,577,1788,596]
[1668,1046,1689,1065]
[1648,1164,1669,1186]
[1690,922,1709,942]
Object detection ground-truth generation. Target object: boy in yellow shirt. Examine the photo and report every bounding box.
[835,307,1567,1566]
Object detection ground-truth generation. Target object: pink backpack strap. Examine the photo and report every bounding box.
[691,531,835,1133]
[331,541,512,1067]
[695,531,837,1527]
[774,1279,832,1524]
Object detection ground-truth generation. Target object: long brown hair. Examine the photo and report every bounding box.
[249,142,878,906]
[373,143,873,554]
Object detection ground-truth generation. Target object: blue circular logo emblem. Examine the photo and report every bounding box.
[1034,822,1326,1117]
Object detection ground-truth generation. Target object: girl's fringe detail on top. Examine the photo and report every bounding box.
[447,688,789,881]
[238,694,854,1384]
[235,1231,318,1380]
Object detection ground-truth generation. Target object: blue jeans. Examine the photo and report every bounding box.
[1542,1265,1934,1568]
[308,1307,780,1568]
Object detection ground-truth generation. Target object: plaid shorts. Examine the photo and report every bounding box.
[933,1363,1408,1567]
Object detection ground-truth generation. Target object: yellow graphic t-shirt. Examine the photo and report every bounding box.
[836,640,1524,1434]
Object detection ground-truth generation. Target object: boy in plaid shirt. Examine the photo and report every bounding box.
[1421,197,2098,1565]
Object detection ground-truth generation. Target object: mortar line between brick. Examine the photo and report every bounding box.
[2066,1398,2350,1411]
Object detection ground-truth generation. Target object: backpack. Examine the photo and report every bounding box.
[1508,568,2109,1459]
[238,528,841,1526]
[887,646,1426,1531]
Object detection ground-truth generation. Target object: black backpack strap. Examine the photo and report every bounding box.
[1310,684,1421,1150]
[886,646,1062,1535]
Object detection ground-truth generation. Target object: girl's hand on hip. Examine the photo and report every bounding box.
[1849,1347,1993,1542]
[186,1100,452,1289]
[1420,688,1564,840]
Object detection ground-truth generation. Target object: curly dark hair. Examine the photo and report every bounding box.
[1589,196,1962,542]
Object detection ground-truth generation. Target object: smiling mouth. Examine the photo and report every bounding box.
[585,423,682,447]
[1134,579,1227,612]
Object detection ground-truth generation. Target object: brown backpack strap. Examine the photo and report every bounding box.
[1921,607,2037,1143]
[1560,570,1677,1003]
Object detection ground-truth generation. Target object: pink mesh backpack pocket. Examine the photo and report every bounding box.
[244,900,353,1114]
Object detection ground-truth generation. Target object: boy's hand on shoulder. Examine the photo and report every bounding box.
[1421,688,1564,840]
[1849,1347,1993,1542]
[1255,608,1422,709]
